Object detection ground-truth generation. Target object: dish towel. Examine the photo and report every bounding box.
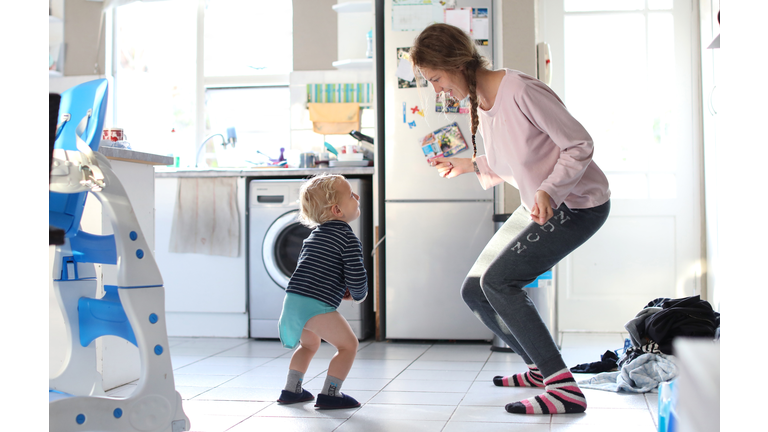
[307,103,360,135]
[169,177,240,257]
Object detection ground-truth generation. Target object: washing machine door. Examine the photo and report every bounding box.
[262,210,314,289]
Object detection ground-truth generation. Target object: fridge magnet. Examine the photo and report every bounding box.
[410,105,425,117]
[417,121,469,164]
[403,102,406,123]
[396,47,427,88]
[435,93,469,113]
[408,120,417,129]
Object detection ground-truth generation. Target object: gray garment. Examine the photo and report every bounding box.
[578,352,678,393]
[461,201,610,378]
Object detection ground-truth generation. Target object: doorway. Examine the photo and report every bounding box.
[539,0,702,332]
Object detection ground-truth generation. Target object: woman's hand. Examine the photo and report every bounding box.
[530,190,554,225]
[430,157,473,178]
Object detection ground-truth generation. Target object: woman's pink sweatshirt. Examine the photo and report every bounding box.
[474,69,611,211]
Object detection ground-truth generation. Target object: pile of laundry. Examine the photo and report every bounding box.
[572,295,720,393]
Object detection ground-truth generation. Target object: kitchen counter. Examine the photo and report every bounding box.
[155,165,375,178]
[99,146,174,166]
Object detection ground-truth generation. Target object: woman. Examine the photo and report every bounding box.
[410,23,611,415]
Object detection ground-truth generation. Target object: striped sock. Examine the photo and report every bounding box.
[493,364,544,388]
[505,368,587,415]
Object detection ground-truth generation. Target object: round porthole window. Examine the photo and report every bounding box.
[262,210,314,289]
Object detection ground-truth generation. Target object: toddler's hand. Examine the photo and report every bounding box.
[342,289,352,301]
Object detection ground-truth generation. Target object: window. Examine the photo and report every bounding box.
[561,1,677,199]
[110,0,293,167]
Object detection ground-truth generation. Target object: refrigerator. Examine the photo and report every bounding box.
[381,0,496,340]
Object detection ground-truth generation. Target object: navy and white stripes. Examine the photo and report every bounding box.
[286,220,367,308]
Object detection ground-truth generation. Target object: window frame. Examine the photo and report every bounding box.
[105,0,291,160]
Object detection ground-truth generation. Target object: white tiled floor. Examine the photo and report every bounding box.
[107,333,660,432]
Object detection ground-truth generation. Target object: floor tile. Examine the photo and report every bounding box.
[582,388,650,410]
[171,355,205,369]
[176,386,216,400]
[193,356,275,367]
[551,420,657,432]
[226,416,345,432]
[419,345,493,362]
[443,421,550,432]
[450,405,551,424]
[350,403,456,421]
[383,378,474,393]
[192,386,279,402]
[549,407,656,427]
[185,414,249,432]
[408,360,485,371]
[174,362,260,376]
[255,401,355,419]
[174,374,237,388]
[395,369,479,381]
[180,400,271,416]
[369,390,465,406]
[335,418,446,432]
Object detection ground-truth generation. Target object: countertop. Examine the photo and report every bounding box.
[99,146,174,166]
[155,166,375,178]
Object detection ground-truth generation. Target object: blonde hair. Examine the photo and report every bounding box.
[410,23,490,161]
[298,173,347,228]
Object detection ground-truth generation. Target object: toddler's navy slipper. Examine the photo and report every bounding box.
[314,393,361,410]
[277,389,314,404]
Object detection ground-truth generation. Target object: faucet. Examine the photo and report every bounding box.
[195,127,237,167]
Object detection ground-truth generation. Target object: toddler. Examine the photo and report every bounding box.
[276,173,367,410]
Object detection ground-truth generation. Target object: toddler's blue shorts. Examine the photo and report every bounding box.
[278,292,336,349]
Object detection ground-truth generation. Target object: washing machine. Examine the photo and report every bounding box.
[248,177,373,340]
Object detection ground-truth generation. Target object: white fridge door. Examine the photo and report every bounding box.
[384,89,494,202]
[383,15,493,202]
[385,201,495,340]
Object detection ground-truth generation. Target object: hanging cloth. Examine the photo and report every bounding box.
[307,103,361,135]
[169,177,240,257]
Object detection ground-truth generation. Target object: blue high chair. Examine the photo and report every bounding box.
[49,79,190,432]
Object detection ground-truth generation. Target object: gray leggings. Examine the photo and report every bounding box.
[461,201,610,378]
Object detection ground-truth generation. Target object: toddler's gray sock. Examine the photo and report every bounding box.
[284,369,305,394]
[320,375,344,398]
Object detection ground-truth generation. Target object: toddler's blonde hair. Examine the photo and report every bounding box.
[298,173,347,228]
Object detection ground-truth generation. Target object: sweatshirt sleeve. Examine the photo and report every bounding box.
[343,233,368,303]
[516,80,595,208]
[473,155,506,190]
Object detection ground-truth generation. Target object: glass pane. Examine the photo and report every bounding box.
[274,223,313,280]
[564,0,644,12]
[205,0,293,76]
[112,1,197,157]
[605,173,648,199]
[563,11,677,199]
[205,87,291,167]
[648,0,673,10]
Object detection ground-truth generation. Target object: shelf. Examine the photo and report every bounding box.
[332,58,373,70]
[49,15,63,23]
[49,70,63,77]
[332,1,372,13]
